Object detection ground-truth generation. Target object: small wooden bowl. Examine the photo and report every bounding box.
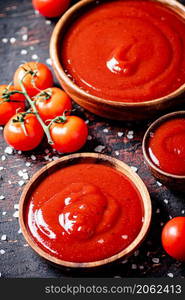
[19,153,152,269]
[50,0,185,121]
[142,111,185,191]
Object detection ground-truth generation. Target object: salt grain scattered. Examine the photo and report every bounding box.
[17,150,22,154]
[32,54,38,60]
[117,132,123,137]
[13,211,19,218]
[121,259,128,264]
[98,239,104,244]
[182,210,185,214]
[4,147,13,155]
[8,180,12,184]
[0,250,5,255]
[18,170,24,177]
[22,34,28,41]
[0,167,4,171]
[121,235,128,240]
[18,228,22,234]
[103,128,109,133]
[85,120,89,124]
[14,204,19,210]
[46,58,52,65]
[31,155,36,160]
[156,181,162,186]
[2,38,8,43]
[10,37,16,44]
[45,20,51,25]
[152,257,160,264]
[2,212,6,216]
[167,273,174,278]
[25,162,31,167]
[21,49,28,55]
[115,151,119,156]
[1,235,7,241]
[22,173,29,180]
[164,199,168,204]
[87,135,92,140]
[1,155,6,161]
[0,195,5,200]
[18,180,25,187]
[131,166,138,172]
[94,145,106,153]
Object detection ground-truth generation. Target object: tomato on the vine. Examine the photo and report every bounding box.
[49,115,88,153]
[32,0,70,18]
[0,85,25,125]
[161,216,185,261]
[14,62,53,97]
[4,113,44,151]
[35,87,72,122]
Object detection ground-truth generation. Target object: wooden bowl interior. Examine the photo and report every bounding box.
[19,153,152,268]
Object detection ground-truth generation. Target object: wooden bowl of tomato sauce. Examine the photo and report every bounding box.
[19,153,152,268]
[50,0,185,121]
[143,111,185,191]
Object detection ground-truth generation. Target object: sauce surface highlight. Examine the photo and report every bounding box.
[26,163,143,262]
[148,118,185,175]
[61,0,185,102]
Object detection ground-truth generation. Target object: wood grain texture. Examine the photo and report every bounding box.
[0,0,185,278]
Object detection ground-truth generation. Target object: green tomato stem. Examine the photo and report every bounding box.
[19,71,54,145]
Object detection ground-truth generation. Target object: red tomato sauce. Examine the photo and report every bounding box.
[148,118,185,175]
[61,0,185,103]
[26,163,144,262]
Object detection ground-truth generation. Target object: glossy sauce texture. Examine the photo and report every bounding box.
[61,0,185,102]
[26,163,143,262]
[148,118,185,175]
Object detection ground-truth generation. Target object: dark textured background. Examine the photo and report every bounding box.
[0,0,185,278]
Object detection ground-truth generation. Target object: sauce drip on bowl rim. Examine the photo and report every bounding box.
[61,0,185,103]
[26,163,144,262]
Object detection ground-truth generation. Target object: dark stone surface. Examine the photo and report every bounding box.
[0,0,185,278]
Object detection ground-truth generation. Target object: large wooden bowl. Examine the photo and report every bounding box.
[19,153,152,269]
[50,0,185,121]
[142,111,185,192]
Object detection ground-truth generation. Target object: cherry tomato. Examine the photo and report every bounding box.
[35,87,72,122]
[161,216,185,261]
[32,0,70,18]
[0,85,25,125]
[4,113,44,151]
[49,116,88,153]
[14,62,53,97]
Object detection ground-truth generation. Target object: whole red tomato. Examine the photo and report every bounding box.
[14,62,53,97]
[35,87,72,122]
[32,0,70,18]
[0,85,25,125]
[162,216,185,261]
[4,113,44,151]
[49,116,88,153]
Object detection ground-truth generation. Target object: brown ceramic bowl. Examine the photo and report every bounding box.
[19,153,152,269]
[142,111,185,191]
[50,0,185,121]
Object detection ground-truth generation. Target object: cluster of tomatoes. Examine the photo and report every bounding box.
[0,62,88,152]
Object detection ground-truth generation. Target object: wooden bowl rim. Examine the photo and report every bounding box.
[19,152,152,268]
[142,110,185,179]
[50,0,185,107]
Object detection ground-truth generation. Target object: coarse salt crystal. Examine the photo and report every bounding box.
[131,166,138,172]
[152,257,160,264]
[31,155,36,160]
[0,126,3,130]
[167,273,174,278]
[18,170,24,177]
[115,151,119,156]
[117,132,123,137]
[14,204,19,210]
[17,150,22,154]
[45,20,51,25]
[0,249,5,255]
[1,155,6,161]
[1,235,7,241]
[2,38,8,43]
[0,167,4,171]
[8,180,11,184]
[22,173,29,180]
[156,181,162,186]
[22,34,28,41]
[0,195,5,200]
[98,239,104,244]
[18,180,25,187]
[94,145,106,153]
[182,210,185,214]
[121,235,128,239]
[18,228,22,234]
[46,58,52,65]
[21,49,27,55]
[13,211,19,218]
[10,37,16,44]
[164,199,168,204]
[25,162,31,167]
[32,54,38,60]
[2,212,6,216]
[127,134,133,139]
[103,128,109,133]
